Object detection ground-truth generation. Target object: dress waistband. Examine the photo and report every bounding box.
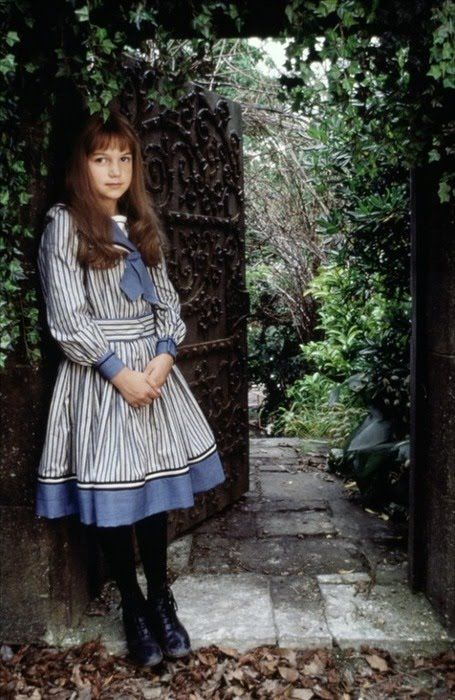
[93,313,156,341]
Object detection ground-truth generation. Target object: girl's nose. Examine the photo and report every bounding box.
[109,161,121,176]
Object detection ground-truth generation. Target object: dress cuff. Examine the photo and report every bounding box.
[155,337,177,360]
[93,349,126,381]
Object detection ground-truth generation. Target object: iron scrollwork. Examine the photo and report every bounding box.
[117,60,249,534]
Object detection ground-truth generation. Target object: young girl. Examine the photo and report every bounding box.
[36,109,226,666]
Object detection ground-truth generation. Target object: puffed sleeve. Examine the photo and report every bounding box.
[37,205,127,381]
[149,253,187,362]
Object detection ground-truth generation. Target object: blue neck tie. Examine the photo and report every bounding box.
[110,218,161,304]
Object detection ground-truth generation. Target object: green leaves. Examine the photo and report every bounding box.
[315,0,339,17]
[0,53,16,75]
[424,1,455,195]
[226,3,243,32]
[427,0,455,89]
[0,1,251,368]
[75,6,90,22]
[128,5,159,31]
[282,0,452,203]
[191,4,214,39]
[5,31,19,47]
[438,174,455,203]
[0,0,451,375]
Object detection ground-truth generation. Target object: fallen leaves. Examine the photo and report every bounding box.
[0,640,453,699]
[365,653,389,672]
[278,665,299,682]
[301,656,326,677]
[289,689,314,699]
[364,507,390,521]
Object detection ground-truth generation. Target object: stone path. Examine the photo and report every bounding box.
[50,438,454,656]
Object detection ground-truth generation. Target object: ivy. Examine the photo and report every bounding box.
[428,0,455,87]
[427,0,455,202]
[280,0,453,201]
[0,1,245,369]
[0,0,452,371]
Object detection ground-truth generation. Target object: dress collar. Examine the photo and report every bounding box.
[110,218,161,304]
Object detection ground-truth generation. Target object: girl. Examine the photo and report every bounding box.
[36,109,226,666]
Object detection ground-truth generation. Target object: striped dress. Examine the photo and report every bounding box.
[36,203,225,527]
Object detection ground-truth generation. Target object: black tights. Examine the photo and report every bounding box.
[96,511,168,605]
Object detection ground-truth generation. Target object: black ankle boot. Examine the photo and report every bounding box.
[146,584,191,659]
[119,595,163,666]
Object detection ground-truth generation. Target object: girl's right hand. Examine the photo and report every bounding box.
[111,367,161,407]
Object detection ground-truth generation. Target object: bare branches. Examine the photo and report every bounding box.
[144,37,339,340]
[239,71,340,339]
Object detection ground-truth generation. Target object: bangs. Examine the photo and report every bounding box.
[87,130,133,155]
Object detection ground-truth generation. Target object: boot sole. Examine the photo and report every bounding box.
[130,651,164,667]
[163,647,192,660]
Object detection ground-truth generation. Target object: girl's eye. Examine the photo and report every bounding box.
[93,156,131,162]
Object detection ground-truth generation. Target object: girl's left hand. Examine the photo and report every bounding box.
[144,354,174,395]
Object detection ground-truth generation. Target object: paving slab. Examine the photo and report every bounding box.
[167,534,193,578]
[254,461,301,473]
[317,573,372,585]
[44,436,454,656]
[270,576,332,649]
[249,469,259,492]
[374,560,409,585]
[243,495,331,513]
[296,439,331,455]
[250,446,301,462]
[171,574,277,651]
[260,471,343,503]
[48,616,127,656]
[318,578,454,654]
[250,437,329,464]
[251,437,304,448]
[358,539,408,576]
[190,534,367,576]
[257,510,337,537]
[328,495,402,542]
[195,508,258,538]
[50,573,274,656]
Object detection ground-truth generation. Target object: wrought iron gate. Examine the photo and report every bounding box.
[119,74,250,537]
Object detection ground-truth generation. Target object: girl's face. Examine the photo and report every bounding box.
[87,139,133,212]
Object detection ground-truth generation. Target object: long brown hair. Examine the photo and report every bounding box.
[64,109,167,269]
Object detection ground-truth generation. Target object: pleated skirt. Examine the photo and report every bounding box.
[35,312,226,526]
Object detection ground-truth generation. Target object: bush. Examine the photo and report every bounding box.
[272,371,367,445]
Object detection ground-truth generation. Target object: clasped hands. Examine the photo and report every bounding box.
[111,353,174,408]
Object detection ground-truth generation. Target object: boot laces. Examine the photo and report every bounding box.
[119,599,152,639]
[148,584,178,609]
[153,585,180,633]
[158,584,178,613]
[165,585,178,612]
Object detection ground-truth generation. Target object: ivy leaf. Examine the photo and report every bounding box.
[0,54,16,75]
[285,4,295,24]
[438,178,452,203]
[6,31,20,47]
[75,6,89,22]
[19,192,32,205]
[427,65,442,80]
[318,0,339,17]
[88,100,102,114]
[101,39,115,52]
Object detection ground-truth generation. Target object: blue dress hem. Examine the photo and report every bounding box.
[35,449,226,527]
